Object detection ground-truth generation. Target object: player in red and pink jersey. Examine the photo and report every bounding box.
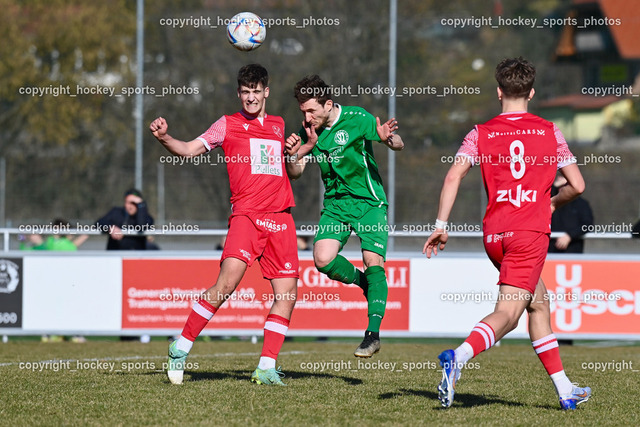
[423,58,591,410]
[150,64,298,386]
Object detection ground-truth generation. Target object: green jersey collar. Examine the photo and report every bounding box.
[324,104,342,130]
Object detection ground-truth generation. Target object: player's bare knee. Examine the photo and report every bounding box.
[214,281,239,298]
[527,296,549,314]
[362,251,384,269]
[363,259,384,269]
[506,317,519,333]
[313,253,334,270]
[280,288,297,302]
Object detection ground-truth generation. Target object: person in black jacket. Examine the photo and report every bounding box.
[96,189,154,250]
[548,176,594,253]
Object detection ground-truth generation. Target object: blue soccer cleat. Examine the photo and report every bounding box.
[167,340,188,385]
[250,367,287,386]
[559,384,591,410]
[437,349,462,408]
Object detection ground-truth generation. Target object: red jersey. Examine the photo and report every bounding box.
[197,111,294,214]
[456,112,576,234]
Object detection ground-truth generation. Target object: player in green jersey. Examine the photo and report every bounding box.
[286,75,404,357]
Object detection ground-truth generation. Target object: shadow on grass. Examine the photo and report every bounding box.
[285,369,363,385]
[379,388,525,409]
[187,370,248,382]
[108,369,248,382]
[144,369,363,385]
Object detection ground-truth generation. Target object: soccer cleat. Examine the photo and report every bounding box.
[167,340,188,385]
[251,367,286,386]
[437,349,462,408]
[559,384,591,410]
[354,331,380,358]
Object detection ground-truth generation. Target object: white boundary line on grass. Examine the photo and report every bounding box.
[0,350,308,368]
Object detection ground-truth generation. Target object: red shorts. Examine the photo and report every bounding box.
[222,211,299,280]
[483,231,549,293]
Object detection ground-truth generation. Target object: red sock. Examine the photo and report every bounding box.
[261,314,290,360]
[464,321,496,357]
[181,298,217,341]
[532,334,563,375]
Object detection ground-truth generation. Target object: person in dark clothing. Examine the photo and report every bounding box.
[97,189,154,250]
[632,219,640,238]
[548,176,594,253]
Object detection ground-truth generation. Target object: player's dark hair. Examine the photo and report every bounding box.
[237,64,269,89]
[294,74,332,105]
[495,57,536,99]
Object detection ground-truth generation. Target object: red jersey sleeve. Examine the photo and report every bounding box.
[197,116,226,151]
[456,127,479,165]
[554,123,577,168]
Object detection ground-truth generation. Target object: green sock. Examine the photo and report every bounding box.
[364,265,387,333]
[317,255,368,295]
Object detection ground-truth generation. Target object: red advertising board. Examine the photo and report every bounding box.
[122,259,409,331]
[541,260,640,335]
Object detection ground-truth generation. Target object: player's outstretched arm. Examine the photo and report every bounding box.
[376,117,404,151]
[149,117,207,157]
[551,163,585,212]
[422,159,472,258]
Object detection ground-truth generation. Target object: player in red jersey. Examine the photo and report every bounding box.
[150,64,298,386]
[423,57,591,409]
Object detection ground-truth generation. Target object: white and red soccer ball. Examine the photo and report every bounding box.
[227,12,266,51]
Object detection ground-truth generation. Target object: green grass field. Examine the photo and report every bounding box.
[1,338,638,425]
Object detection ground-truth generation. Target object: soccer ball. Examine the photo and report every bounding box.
[226,12,266,51]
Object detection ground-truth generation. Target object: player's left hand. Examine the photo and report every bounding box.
[376,117,398,142]
[423,229,448,258]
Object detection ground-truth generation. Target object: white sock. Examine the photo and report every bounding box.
[454,342,474,365]
[258,356,276,370]
[550,370,573,396]
[175,335,194,354]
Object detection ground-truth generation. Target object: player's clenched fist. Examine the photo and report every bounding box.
[149,117,168,139]
[285,133,301,155]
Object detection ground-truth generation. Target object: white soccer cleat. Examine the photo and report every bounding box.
[167,369,184,385]
[167,340,188,385]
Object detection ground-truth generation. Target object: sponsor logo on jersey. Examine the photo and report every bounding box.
[242,123,250,131]
[487,128,546,139]
[272,125,282,138]
[326,145,345,163]
[334,130,349,145]
[496,184,537,207]
[250,138,283,176]
[260,144,276,166]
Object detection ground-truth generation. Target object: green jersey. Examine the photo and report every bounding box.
[301,105,388,207]
[30,236,77,251]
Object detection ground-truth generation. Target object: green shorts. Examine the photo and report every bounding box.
[314,198,389,258]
